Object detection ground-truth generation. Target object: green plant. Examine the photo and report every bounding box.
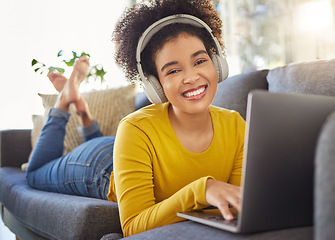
[31,50,107,83]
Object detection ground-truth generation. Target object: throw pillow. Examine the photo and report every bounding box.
[23,85,135,171]
[21,115,45,172]
[31,114,45,149]
[267,58,335,96]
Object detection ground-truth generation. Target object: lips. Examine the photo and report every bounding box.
[182,85,207,98]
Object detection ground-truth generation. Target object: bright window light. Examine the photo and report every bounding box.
[298,0,333,32]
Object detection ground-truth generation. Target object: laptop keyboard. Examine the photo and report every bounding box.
[207,215,238,225]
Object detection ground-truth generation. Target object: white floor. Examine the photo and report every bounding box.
[0,218,16,240]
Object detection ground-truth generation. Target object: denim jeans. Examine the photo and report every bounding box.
[26,107,114,200]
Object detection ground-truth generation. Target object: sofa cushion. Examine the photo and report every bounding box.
[212,70,269,119]
[135,92,151,110]
[0,167,122,240]
[267,58,335,96]
[122,220,313,240]
[21,115,44,172]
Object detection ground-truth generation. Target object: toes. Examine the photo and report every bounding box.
[48,72,58,82]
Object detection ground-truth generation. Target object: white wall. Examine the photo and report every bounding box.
[0,0,129,130]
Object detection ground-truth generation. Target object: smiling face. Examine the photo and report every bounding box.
[154,32,218,115]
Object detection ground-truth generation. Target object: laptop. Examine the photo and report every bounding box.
[177,90,335,233]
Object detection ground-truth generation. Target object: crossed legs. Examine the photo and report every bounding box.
[26,57,114,199]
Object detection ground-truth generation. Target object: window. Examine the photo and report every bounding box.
[219,0,335,74]
[0,0,131,130]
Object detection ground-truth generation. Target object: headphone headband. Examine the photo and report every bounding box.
[136,14,215,61]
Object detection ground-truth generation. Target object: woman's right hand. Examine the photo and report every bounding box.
[205,179,241,221]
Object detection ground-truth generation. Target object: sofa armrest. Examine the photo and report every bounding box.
[0,129,32,168]
[315,112,335,240]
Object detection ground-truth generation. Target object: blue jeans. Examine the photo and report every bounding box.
[26,108,114,200]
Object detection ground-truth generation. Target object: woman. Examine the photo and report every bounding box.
[26,0,245,237]
[109,0,245,236]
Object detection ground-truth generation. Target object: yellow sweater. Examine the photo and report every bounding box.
[107,103,245,236]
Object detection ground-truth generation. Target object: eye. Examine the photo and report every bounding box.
[195,59,208,66]
[167,69,180,75]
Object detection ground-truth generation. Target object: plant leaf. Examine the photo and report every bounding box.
[48,66,65,74]
[57,50,64,57]
[31,59,38,66]
[57,67,65,74]
[48,67,56,74]
[72,51,78,59]
[95,66,107,80]
[80,52,90,58]
[64,58,75,67]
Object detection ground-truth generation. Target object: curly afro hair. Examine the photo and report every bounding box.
[112,0,223,82]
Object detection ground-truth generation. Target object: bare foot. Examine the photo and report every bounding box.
[54,56,90,111]
[48,72,67,92]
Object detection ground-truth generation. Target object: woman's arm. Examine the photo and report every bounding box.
[205,112,245,220]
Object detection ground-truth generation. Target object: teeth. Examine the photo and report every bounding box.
[184,87,205,98]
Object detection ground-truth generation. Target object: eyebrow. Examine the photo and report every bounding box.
[192,50,208,58]
[161,61,178,73]
[160,50,208,73]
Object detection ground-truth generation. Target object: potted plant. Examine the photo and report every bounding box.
[31,50,107,84]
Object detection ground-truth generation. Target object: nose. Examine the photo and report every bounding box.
[183,68,200,84]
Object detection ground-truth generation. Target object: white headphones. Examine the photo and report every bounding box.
[136,14,229,104]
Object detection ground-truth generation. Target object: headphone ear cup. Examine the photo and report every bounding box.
[142,75,168,104]
[211,53,229,83]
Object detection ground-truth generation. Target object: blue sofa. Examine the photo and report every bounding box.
[1,58,335,240]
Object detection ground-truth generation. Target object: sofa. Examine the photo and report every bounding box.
[1,58,335,240]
